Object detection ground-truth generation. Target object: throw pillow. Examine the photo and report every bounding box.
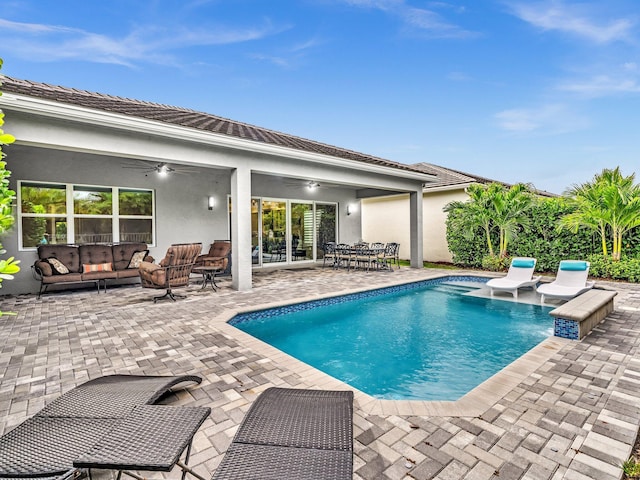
[47,257,70,275]
[82,263,113,273]
[127,250,148,269]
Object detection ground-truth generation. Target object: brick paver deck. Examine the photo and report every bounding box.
[1,266,639,480]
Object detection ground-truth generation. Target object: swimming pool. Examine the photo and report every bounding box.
[230,276,554,401]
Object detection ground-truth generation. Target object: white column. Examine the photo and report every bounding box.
[409,189,424,268]
[231,167,252,291]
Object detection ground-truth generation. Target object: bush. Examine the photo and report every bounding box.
[446,195,640,282]
[587,254,640,282]
[481,255,509,272]
[447,196,598,272]
[509,197,596,272]
[445,216,488,268]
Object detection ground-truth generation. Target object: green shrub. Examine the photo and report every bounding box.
[445,216,488,268]
[445,195,640,282]
[481,254,509,272]
[587,254,640,282]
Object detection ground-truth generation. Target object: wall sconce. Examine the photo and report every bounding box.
[208,196,215,210]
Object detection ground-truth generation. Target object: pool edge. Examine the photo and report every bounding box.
[215,272,571,417]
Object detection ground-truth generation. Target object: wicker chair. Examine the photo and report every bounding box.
[195,240,231,273]
[139,243,202,303]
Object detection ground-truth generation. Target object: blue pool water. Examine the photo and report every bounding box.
[230,277,554,401]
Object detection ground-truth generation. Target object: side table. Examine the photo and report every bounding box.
[192,266,222,291]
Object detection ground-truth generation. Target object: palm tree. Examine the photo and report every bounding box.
[444,183,496,257]
[559,167,640,261]
[444,182,534,259]
[489,183,534,258]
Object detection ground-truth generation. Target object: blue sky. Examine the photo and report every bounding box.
[1,0,639,194]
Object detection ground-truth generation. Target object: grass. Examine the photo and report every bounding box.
[398,260,458,270]
[623,457,640,478]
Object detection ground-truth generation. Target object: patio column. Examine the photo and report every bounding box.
[409,189,424,268]
[231,166,252,291]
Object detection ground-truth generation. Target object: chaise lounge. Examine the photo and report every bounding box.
[537,260,595,303]
[212,387,354,480]
[486,257,541,299]
[0,374,205,480]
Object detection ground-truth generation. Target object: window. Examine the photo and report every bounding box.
[19,181,154,249]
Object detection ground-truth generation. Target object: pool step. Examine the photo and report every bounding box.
[432,283,479,294]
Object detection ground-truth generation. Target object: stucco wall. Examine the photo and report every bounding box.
[361,189,469,263]
[3,145,364,294]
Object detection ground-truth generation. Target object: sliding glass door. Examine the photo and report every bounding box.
[246,198,336,266]
[261,200,287,264]
[291,202,313,261]
[315,203,337,260]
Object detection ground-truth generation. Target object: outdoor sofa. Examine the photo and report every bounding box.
[32,242,152,298]
[0,374,205,480]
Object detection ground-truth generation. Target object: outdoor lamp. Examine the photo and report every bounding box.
[208,196,215,210]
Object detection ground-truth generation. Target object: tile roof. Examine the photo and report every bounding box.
[1,76,429,176]
[412,162,557,197]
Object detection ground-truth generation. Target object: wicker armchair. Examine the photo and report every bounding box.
[195,240,231,273]
[139,243,202,302]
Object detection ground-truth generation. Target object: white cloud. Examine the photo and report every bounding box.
[0,18,286,67]
[507,1,635,44]
[494,104,589,134]
[559,74,640,96]
[341,0,478,39]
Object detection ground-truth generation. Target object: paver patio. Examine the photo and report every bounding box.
[1,266,639,480]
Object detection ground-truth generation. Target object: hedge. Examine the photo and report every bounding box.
[446,196,639,281]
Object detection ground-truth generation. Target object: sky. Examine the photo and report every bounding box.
[1,0,639,194]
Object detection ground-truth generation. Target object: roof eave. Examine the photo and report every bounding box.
[1,92,438,184]
[422,182,476,193]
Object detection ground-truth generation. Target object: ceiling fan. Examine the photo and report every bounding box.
[282,179,343,191]
[121,160,198,176]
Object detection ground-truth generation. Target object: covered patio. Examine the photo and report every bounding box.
[0,77,435,296]
[1,267,639,480]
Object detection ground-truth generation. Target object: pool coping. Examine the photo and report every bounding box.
[213,272,573,417]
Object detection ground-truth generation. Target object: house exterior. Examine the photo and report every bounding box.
[362,163,555,263]
[0,77,437,295]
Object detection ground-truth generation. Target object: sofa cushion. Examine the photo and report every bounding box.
[42,273,83,284]
[82,262,113,273]
[48,258,70,275]
[79,244,115,268]
[38,245,80,273]
[127,251,148,269]
[112,243,149,270]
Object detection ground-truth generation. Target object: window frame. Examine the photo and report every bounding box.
[18,180,156,251]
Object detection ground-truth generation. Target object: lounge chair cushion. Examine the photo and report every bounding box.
[511,258,535,268]
[559,260,589,271]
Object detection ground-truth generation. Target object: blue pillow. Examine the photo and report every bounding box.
[559,260,588,271]
[511,258,535,268]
